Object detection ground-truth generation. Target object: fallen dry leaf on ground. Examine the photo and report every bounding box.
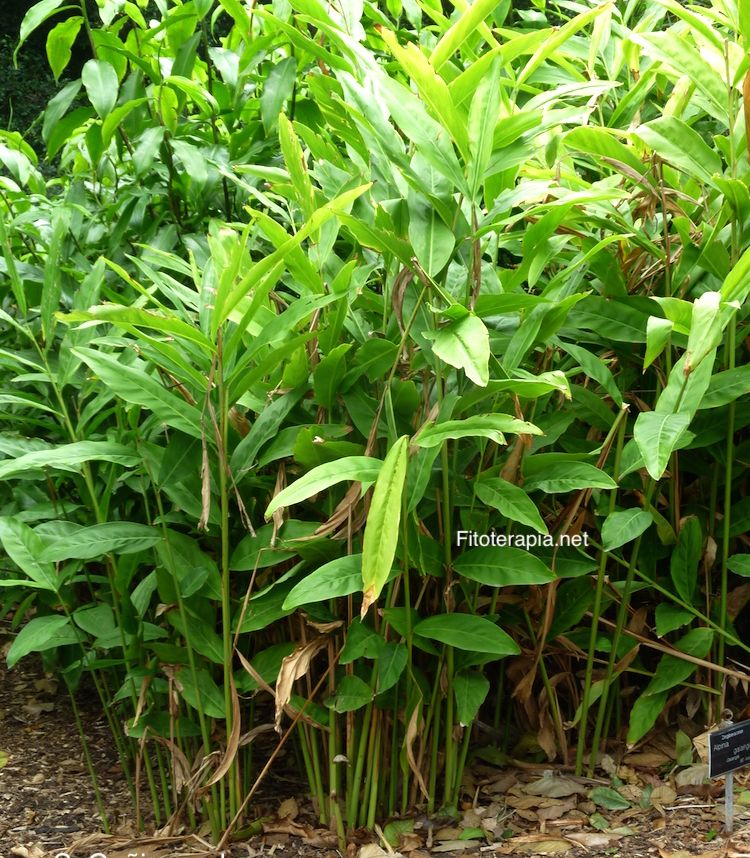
[278,796,299,820]
[523,773,587,798]
[566,830,623,847]
[498,834,572,854]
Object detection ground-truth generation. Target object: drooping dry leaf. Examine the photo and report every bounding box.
[274,638,327,732]
[693,730,710,763]
[205,672,241,787]
[405,699,429,799]
[198,436,211,531]
[306,618,344,633]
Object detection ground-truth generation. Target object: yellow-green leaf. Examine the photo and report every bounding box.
[361,436,409,617]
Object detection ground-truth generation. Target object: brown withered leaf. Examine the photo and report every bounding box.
[405,697,429,800]
[675,763,709,787]
[198,436,211,532]
[499,834,572,854]
[274,638,327,732]
[649,784,677,809]
[205,671,241,788]
[357,844,401,858]
[537,799,576,822]
[431,841,476,852]
[397,832,423,853]
[523,774,586,799]
[623,749,672,768]
[566,831,624,848]
[278,796,299,820]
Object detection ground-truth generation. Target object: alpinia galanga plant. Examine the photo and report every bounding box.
[1,0,750,846]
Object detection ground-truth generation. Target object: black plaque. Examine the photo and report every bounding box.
[709,720,750,778]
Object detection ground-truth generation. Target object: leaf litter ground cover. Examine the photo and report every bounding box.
[4,633,750,858]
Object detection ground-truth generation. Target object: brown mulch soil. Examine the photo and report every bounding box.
[2,623,750,858]
[0,626,132,856]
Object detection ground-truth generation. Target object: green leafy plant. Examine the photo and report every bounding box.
[1,0,750,848]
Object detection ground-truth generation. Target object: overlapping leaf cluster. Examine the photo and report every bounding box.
[1,0,750,843]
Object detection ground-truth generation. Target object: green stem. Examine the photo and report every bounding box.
[717,317,736,706]
[575,409,627,775]
[347,701,372,829]
[68,681,110,833]
[588,480,655,775]
[217,358,239,823]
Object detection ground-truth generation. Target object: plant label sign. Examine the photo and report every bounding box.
[709,720,750,778]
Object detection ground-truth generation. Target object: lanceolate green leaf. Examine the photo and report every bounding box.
[361,436,409,616]
[265,457,383,518]
[334,674,373,713]
[430,0,499,70]
[46,15,82,80]
[0,441,139,481]
[414,614,519,657]
[684,292,726,375]
[627,690,668,746]
[379,29,470,159]
[6,615,78,668]
[636,31,728,120]
[635,117,721,185]
[523,456,616,493]
[63,305,215,353]
[644,317,673,370]
[283,555,364,611]
[720,245,750,305]
[633,411,691,480]
[0,517,59,592]
[700,367,750,409]
[467,56,501,199]
[601,509,652,552]
[453,671,490,727]
[407,192,455,277]
[414,414,542,448]
[37,522,162,562]
[81,58,119,118]
[73,348,204,438]
[218,185,370,331]
[278,111,315,218]
[16,0,72,59]
[475,477,547,534]
[453,547,554,587]
[262,57,297,133]
[517,2,614,86]
[670,517,702,603]
[643,628,713,696]
[431,313,490,387]
[377,642,408,694]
